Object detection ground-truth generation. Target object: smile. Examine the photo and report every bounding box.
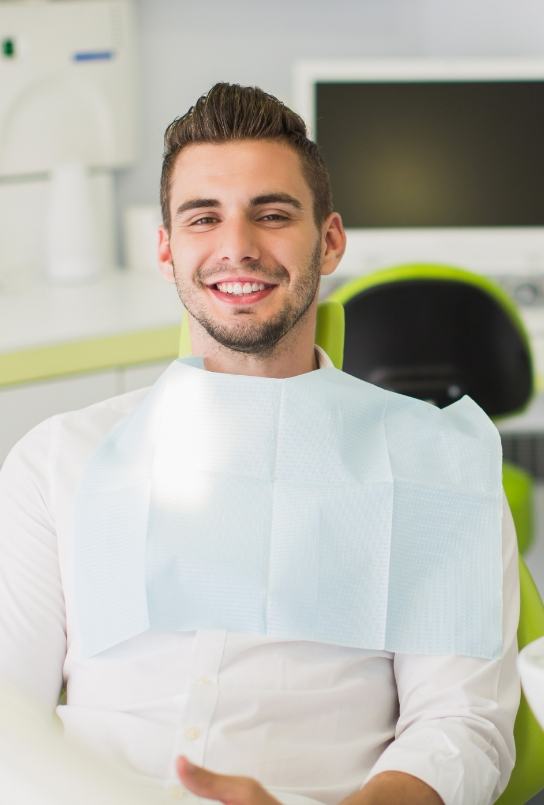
[207,281,276,305]
[217,281,268,295]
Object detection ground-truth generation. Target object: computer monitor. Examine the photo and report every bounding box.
[293,59,544,278]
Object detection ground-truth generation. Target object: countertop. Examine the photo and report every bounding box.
[0,269,183,386]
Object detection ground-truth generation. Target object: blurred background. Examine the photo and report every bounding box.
[1,0,544,600]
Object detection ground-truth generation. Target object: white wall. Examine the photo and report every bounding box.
[116,0,544,245]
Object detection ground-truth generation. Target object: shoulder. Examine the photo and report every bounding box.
[55,384,151,433]
[1,385,152,488]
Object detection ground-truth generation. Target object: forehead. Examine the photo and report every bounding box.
[169,139,312,208]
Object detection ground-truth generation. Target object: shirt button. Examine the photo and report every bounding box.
[184,725,201,741]
[196,675,213,686]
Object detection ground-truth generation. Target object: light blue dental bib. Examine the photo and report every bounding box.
[73,357,503,659]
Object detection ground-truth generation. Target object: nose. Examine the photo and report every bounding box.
[217,217,261,264]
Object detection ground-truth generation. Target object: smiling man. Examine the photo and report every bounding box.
[157,104,344,379]
[0,84,519,805]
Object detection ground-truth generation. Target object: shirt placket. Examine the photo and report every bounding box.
[171,629,227,770]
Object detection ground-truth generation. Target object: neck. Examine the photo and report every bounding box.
[188,318,319,378]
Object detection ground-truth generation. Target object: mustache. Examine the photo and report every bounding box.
[198,263,288,285]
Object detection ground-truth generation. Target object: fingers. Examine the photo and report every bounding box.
[176,757,267,804]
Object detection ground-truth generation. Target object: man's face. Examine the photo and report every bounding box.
[158,139,337,355]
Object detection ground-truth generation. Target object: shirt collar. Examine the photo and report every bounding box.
[315,344,334,369]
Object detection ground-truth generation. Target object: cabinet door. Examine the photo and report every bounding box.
[0,370,118,462]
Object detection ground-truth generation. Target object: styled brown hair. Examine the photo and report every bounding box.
[160,82,333,232]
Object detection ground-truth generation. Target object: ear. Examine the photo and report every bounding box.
[320,212,346,277]
[158,225,175,283]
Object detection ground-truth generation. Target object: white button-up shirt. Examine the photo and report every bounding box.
[0,347,520,805]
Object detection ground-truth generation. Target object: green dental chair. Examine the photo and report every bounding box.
[329,263,535,556]
[504,559,544,805]
[179,295,544,804]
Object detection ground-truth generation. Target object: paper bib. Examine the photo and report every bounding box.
[73,357,503,659]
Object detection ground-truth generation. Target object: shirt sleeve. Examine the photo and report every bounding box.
[362,493,520,805]
[0,418,66,710]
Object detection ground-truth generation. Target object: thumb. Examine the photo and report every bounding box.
[176,756,236,801]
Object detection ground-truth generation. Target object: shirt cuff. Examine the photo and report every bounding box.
[362,723,501,805]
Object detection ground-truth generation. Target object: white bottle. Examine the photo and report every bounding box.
[45,162,101,284]
[123,204,162,273]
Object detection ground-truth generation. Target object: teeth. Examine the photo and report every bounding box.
[216,282,268,295]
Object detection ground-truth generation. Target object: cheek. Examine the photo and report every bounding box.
[269,235,311,271]
[171,237,211,272]
[287,227,320,262]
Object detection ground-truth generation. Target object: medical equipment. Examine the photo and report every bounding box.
[0,0,137,285]
[294,58,544,278]
[0,0,136,176]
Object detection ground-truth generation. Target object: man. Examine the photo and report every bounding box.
[0,83,519,805]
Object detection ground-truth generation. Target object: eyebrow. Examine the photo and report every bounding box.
[174,192,304,219]
[250,193,303,211]
[175,198,219,217]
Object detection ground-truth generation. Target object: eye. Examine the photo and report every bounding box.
[258,213,289,222]
[191,216,218,226]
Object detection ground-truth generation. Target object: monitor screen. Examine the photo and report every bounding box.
[315,80,544,229]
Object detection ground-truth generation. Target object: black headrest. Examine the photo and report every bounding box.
[341,278,533,417]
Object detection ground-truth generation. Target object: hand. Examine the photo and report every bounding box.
[176,756,282,805]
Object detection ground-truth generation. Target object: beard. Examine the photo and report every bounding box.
[171,239,322,356]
